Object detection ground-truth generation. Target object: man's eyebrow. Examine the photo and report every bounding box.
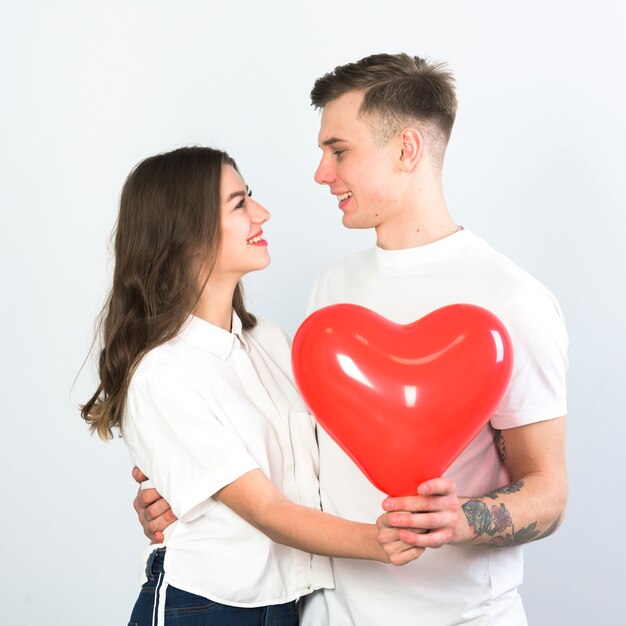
[320,137,346,147]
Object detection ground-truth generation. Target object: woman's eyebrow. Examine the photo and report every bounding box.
[227,189,247,202]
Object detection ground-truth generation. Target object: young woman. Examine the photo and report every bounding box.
[81,147,419,626]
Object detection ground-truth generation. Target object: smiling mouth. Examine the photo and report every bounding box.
[336,191,352,202]
[247,230,266,245]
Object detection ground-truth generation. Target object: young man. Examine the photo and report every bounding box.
[302,53,567,625]
[135,54,568,625]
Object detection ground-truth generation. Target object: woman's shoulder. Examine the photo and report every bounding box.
[246,318,292,347]
[130,339,196,392]
[244,318,295,368]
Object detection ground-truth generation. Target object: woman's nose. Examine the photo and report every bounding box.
[250,199,270,224]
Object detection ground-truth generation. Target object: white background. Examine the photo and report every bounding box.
[2,1,625,624]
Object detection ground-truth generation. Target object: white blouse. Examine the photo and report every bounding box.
[122,313,334,607]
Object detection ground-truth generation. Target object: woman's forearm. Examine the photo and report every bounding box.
[215,469,389,561]
[258,498,387,561]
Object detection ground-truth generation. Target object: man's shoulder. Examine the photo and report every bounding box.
[315,247,375,283]
[462,232,558,302]
[308,248,375,312]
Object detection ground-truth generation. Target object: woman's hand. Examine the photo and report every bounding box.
[375,520,426,565]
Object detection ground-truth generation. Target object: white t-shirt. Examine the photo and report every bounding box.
[302,229,568,626]
[123,313,333,607]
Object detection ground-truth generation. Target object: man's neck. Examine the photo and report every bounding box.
[375,188,459,250]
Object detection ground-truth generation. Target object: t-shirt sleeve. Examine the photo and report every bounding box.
[491,286,569,429]
[124,369,260,523]
[306,273,328,316]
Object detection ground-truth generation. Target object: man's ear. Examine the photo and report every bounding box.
[398,128,423,172]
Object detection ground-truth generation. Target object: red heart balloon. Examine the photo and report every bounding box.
[292,303,513,496]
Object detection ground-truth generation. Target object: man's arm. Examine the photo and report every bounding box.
[382,416,567,548]
[132,467,177,544]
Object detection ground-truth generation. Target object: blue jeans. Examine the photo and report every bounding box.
[128,548,300,626]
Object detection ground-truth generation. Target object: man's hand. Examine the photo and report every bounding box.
[379,477,460,548]
[132,467,177,544]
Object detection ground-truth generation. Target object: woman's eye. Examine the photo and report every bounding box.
[235,188,252,209]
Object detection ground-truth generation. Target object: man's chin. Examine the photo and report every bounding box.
[341,213,372,230]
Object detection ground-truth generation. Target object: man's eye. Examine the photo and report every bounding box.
[333,150,345,159]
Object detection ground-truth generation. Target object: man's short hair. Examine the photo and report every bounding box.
[311,53,457,146]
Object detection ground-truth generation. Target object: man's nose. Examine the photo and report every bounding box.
[314,156,335,186]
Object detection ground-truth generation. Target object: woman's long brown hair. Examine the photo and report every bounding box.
[81,147,256,439]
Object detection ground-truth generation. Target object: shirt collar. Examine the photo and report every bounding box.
[230,310,250,352]
[179,311,249,360]
[374,228,471,269]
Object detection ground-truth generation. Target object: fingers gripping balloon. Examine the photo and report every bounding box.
[291,304,513,497]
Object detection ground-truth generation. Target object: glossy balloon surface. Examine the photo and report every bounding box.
[292,303,513,496]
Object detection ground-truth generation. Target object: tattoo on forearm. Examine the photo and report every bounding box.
[479,515,561,548]
[463,500,513,537]
[484,480,524,501]
[496,429,507,461]
[537,515,561,541]
[463,493,562,548]
[481,521,540,547]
